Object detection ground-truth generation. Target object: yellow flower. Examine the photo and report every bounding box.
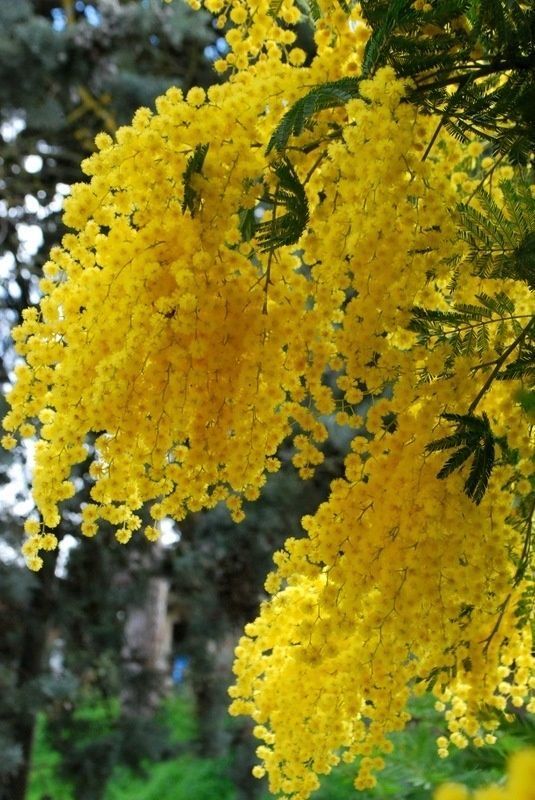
[434,783,469,800]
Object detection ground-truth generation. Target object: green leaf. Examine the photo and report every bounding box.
[357,0,535,164]
[238,207,258,242]
[515,388,535,414]
[361,0,416,78]
[464,430,495,504]
[266,77,359,153]
[426,433,473,453]
[427,412,496,505]
[515,230,535,289]
[410,287,523,357]
[498,348,535,381]
[436,445,473,478]
[458,176,535,285]
[181,143,209,217]
[296,0,322,21]
[256,158,309,251]
[475,291,515,316]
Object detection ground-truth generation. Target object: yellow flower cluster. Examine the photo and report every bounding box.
[185,0,362,72]
[1,0,378,566]
[3,0,533,794]
[434,748,535,800]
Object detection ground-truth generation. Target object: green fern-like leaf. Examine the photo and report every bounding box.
[498,348,535,381]
[361,0,417,78]
[459,177,535,286]
[436,445,474,477]
[410,286,525,356]
[475,292,515,316]
[426,411,495,504]
[296,0,322,21]
[256,158,309,251]
[181,143,209,217]
[358,1,535,164]
[237,207,258,242]
[266,77,359,153]
[464,429,495,504]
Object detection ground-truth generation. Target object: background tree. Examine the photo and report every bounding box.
[0,2,218,797]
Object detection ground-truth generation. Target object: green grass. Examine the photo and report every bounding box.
[104,694,235,800]
[29,691,534,800]
[104,756,235,800]
[28,713,73,800]
[29,692,235,800]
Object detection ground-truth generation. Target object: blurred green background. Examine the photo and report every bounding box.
[28,691,535,800]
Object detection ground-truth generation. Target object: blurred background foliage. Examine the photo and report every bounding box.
[0,2,532,800]
[27,692,535,800]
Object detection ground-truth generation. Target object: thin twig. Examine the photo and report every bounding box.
[514,495,535,587]
[421,76,472,161]
[262,195,278,315]
[465,149,508,205]
[422,115,446,161]
[467,319,534,415]
[481,594,511,656]
[303,151,327,186]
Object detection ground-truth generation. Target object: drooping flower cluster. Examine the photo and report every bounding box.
[2,0,533,796]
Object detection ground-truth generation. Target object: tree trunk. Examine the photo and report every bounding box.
[191,633,234,759]
[5,556,56,800]
[190,632,265,800]
[229,718,266,800]
[121,566,172,717]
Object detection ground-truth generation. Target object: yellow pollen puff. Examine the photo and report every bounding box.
[230,5,247,24]
[144,525,160,542]
[252,765,266,779]
[186,86,206,106]
[24,520,41,535]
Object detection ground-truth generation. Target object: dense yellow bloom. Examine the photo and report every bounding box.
[3,0,533,796]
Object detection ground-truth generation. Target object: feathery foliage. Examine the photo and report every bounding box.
[256,158,310,251]
[360,0,535,162]
[498,347,535,382]
[266,77,359,153]
[426,412,496,504]
[182,143,210,216]
[459,177,535,288]
[410,292,521,356]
